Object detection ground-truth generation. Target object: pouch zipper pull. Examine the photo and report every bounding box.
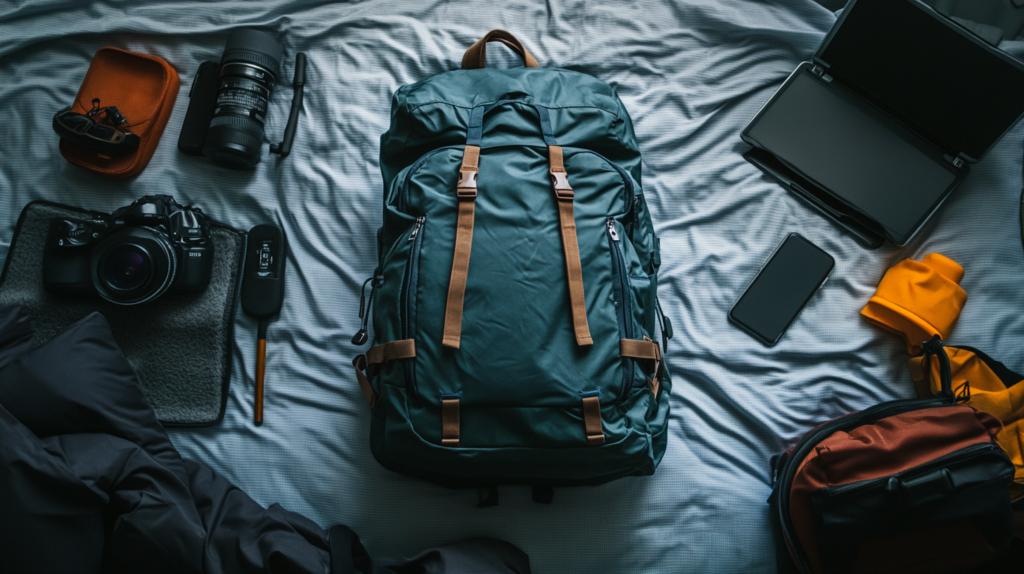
[408,216,425,241]
[606,218,619,241]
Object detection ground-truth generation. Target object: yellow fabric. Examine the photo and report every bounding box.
[912,349,1024,497]
[860,253,967,355]
[863,252,1023,497]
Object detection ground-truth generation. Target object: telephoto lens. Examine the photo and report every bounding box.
[202,29,282,169]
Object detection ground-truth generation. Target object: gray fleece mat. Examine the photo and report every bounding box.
[0,201,244,425]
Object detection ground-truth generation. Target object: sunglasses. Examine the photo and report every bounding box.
[53,99,140,156]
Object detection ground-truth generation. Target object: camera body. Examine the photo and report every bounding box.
[43,195,214,305]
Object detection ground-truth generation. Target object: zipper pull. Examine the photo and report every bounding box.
[408,216,425,241]
[352,275,375,346]
[606,218,619,241]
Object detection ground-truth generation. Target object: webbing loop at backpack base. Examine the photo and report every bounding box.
[441,394,461,447]
[581,391,606,446]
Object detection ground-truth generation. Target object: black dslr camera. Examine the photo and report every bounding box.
[178,28,306,169]
[43,195,214,305]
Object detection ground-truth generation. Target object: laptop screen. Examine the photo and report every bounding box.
[745,69,958,244]
[819,0,1024,161]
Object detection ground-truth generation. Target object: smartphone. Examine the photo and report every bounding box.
[729,233,835,346]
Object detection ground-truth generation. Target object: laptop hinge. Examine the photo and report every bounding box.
[811,64,833,83]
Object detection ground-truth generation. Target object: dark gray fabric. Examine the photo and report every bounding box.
[0,304,531,574]
[0,201,244,425]
[0,305,331,573]
[389,539,532,574]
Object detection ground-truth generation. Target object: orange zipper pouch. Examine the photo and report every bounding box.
[59,47,179,179]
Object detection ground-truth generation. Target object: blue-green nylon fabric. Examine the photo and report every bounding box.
[370,65,670,485]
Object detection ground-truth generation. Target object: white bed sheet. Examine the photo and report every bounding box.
[2,1,1023,571]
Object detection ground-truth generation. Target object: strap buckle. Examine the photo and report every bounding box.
[550,171,573,199]
[457,169,478,198]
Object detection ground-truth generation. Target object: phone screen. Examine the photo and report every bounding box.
[729,233,835,346]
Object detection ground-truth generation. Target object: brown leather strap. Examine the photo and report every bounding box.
[441,397,461,447]
[549,145,593,347]
[442,145,480,349]
[353,340,417,408]
[582,394,605,446]
[620,338,663,396]
[462,29,539,70]
[619,338,661,361]
[366,339,417,366]
[352,354,379,408]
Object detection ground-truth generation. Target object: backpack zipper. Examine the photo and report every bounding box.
[354,217,424,346]
[606,218,620,241]
[607,217,634,400]
[823,442,1003,498]
[408,216,425,241]
[402,216,427,395]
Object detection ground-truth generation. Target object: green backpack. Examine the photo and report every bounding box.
[353,30,672,490]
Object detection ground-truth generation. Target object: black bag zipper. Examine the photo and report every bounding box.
[824,442,1002,498]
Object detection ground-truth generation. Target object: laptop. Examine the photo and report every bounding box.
[741,0,1024,247]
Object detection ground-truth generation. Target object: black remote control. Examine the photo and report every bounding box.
[241,224,286,425]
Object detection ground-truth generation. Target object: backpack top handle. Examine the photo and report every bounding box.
[462,29,539,70]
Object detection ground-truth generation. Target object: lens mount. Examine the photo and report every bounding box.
[91,227,177,305]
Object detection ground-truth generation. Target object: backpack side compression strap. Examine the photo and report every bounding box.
[352,339,417,407]
[620,338,663,395]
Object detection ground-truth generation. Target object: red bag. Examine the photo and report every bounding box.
[770,338,1015,574]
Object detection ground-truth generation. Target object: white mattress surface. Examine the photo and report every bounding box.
[2,1,1023,571]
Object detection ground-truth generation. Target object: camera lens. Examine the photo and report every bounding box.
[202,29,282,169]
[91,228,177,305]
[101,246,152,291]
